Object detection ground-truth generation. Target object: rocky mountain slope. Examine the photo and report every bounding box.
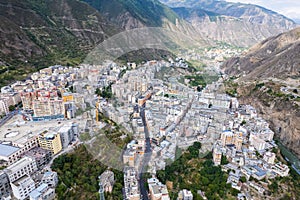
[160,0,297,47]
[222,28,300,158]
[223,27,300,79]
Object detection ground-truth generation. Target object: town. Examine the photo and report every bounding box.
[0,51,293,200]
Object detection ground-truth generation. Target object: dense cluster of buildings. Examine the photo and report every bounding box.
[0,51,294,200]
[0,65,85,199]
[0,116,78,199]
[104,60,232,172]
[94,58,292,200]
[211,103,290,198]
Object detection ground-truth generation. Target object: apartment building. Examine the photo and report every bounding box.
[0,98,9,115]
[41,171,58,188]
[0,171,10,199]
[124,167,140,200]
[29,183,55,200]
[38,132,62,155]
[177,189,193,200]
[4,156,38,182]
[213,146,222,166]
[32,98,64,118]
[11,175,35,200]
[25,147,52,169]
[0,144,22,166]
[147,177,170,200]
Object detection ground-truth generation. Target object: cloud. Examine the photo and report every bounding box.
[225,0,300,21]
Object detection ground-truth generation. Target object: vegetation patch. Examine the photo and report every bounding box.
[51,145,124,200]
[157,142,235,200]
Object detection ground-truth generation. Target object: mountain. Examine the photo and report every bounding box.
[223,27,300,79]
[82,0,179,29]
[160,0,297,47]
[222,27,300,158]
[0,0,119,67]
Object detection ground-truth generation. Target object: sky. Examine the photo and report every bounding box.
[226,0,300,23]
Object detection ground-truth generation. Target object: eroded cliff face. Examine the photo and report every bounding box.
[236,83,300,158]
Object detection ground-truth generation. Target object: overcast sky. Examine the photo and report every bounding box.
[226,0,300,23]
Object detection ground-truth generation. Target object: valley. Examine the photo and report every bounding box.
[0,0,299,200]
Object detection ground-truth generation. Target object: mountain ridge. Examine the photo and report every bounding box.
[160,0,297,47]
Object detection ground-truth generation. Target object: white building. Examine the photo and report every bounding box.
[11,175,35,200]
[0,171,10,198]
[263,152,276,165]
[58,123,78,148]
[4,156,38,182]
[178,189,193,200]
[147,177,170,200]
[29,183,55,200]
[0,98,9,115]
[271,163,290,177]
[0,144,22,165]
[41,171,58,188]
[249,134,266,151]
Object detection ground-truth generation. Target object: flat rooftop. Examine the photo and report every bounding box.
[0,114,82,144]
[0,144,20,157]
[12,175,32,186]
[5,156,34,173]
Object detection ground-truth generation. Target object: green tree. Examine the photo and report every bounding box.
[221,156,229,165]
[240,176,247,183]
[9,105,15,111]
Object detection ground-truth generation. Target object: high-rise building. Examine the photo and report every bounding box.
[221,131,234,146]
[58,124,77,149]
[38,132,62,155]
[124,167,140,200]
[234,136,243,151]
[25,147,52,169]
[249,134,266,151]
[263,152,276,165]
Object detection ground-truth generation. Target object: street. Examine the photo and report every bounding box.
[138,105,152,200]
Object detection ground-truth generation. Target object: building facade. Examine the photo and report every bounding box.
[4,156,38,182]
[0,172,10,199]
[38,132,62,155]
[11,175,35,200]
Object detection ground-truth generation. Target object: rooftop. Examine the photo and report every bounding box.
[12,175,32,186]
[0,144,20,157]
[0,114,81,144]
[29,184,48,199]
[5,156,35,173]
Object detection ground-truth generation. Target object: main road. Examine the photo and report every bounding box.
[138,104,152,200]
